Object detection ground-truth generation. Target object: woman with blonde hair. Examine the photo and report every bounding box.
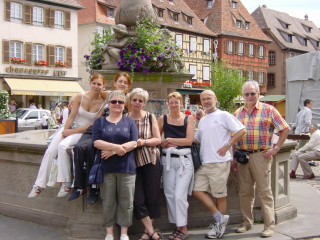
[158,92,195,240]
[127,88,163,240]
[28,73,107,198]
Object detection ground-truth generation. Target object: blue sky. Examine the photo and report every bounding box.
[241,0,320,27]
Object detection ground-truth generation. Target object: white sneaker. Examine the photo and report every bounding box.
[28,185,43,199]
[120,234,129,240]
[105,234,114,240]
[57,183,71,198]
[215,214,229,239]
[206,223,218,239]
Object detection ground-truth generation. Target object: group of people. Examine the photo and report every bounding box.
[27,75,292,240]
[290,99,319,179]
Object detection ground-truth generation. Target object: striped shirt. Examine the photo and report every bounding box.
[234,101,289,151]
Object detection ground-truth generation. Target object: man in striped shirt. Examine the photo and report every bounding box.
[233,81,290,238]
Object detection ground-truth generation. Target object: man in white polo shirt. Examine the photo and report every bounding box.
[194,90,246,239]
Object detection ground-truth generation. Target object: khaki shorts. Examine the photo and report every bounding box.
[193,161,230,198]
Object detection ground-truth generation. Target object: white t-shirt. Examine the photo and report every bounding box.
[61,108,69,124]
[195,109,245,163]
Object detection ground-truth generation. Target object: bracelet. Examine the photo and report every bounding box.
[226,142,232,148]
[273,146,280,151]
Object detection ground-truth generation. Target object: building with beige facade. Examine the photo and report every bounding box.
[1,0,83,109]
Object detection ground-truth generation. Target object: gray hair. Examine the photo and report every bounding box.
[309,122,319,130]
[242,80,260,94]
[130,88,149,102]
[108,90,126,103]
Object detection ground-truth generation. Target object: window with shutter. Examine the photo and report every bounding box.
[66,47,72,67]
[24,5,32,24]
[5,1,11,21]
[33,44,45,61]
[2,40,10,63]
[10,2,22,21]
[49,9,55,27]
[64,11,70,30]
[47,45,55,66]
[54,10,64,28]
[25,42,33,65]
[33,6,44,25]
[10,41,23,58]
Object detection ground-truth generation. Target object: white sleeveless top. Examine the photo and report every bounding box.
[72,94,106,128]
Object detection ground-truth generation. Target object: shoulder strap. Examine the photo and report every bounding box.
[184,115,188,126]
[149,112,152,129]
[80,93,85,105]
[97,99,108,113]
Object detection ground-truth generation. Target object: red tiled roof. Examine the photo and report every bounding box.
[152,0,214,36]
[41,0,84,9]
[183,0,270,41]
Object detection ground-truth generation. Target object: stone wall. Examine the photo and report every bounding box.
[0,130,297,239]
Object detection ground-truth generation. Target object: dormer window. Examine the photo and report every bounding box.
[108,8,114,18]
[168,0,173,2]
[236,20,241,29]
[302,24,312,33]
[304,38,308,46]
[231,1,237,9]
[158,9,164,18]
[208,0,213,8]
[278,20,290,29]
[173,13,179,21]
[245,22,250,30]
[187,17,192,25]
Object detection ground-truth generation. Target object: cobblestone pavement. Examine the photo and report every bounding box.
[291,160,320,192]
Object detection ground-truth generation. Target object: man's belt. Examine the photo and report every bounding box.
[245,149,266,154]
[162,153,188,158]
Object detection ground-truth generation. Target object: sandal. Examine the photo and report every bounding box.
[149,231,163,240]
[139,232,150,240]
[173,231,189,240]
[168,230,180,240]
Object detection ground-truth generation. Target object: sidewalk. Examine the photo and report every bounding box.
[1,165,319,240]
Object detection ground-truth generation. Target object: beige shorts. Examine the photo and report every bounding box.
[193,161,230,198]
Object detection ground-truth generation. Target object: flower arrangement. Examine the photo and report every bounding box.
[118,18,183,73]
[10,57,26,64]
[83,29,115,73]
[34,60,48,66]
[55,60,68,67]
[185,80,211,86]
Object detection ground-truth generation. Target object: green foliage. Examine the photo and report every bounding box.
[119,18,184,73]
[83,29,114,72]
[0,90,9,120]
[210,61,245,112]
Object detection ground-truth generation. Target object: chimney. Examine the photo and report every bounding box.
[304,14,308,20]
[262,4,267,8]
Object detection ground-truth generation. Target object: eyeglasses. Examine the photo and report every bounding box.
[110,100,125,105]
[132,99,144,103]
[244,92,257,97]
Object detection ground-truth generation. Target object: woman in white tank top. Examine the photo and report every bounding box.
[28,74,107,199]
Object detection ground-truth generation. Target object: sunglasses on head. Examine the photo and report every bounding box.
[244,92,257,97]
[132,99,144,103]
[110,100,125,105]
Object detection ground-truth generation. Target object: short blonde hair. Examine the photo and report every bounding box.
[130,88,149,102]
[167,92,183,104]
[108,90,126,103]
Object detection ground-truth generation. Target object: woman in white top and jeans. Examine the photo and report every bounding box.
[28,73,107,198]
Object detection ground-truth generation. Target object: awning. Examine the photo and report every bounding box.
[176,89,204,95]
[259,95,286,102]
[4,78,84,96]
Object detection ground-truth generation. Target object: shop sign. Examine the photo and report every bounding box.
[5,66,66,77]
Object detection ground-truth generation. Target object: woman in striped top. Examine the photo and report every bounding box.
[127,88,163,240]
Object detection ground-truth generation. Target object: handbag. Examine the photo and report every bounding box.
[234,149,249,164]
[88,151,104,185]
[191,143,202,169]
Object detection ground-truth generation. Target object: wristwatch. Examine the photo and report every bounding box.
[273,146,280,151]
[226,142,232,148]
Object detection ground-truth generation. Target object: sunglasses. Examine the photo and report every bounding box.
[244,92,257,97]
[132,99,144,103]
[110,100,125,105]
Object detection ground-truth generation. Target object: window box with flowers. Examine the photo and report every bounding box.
[34,60,48,66]
[55,60,68,67]
[10,57,26,64]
